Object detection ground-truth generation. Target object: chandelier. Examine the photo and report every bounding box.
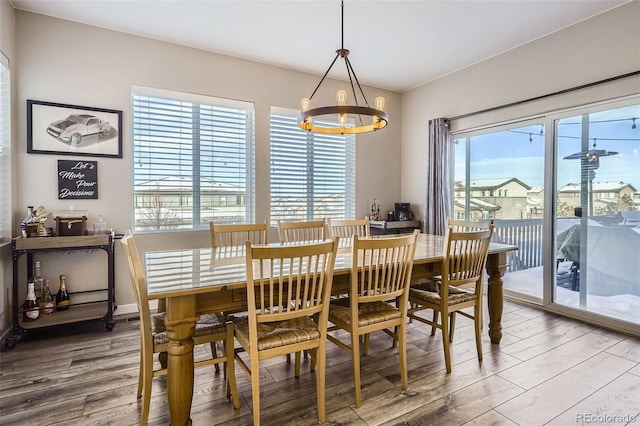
[297,1,388,135]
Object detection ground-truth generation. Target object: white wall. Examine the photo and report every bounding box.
[6,9,402,322]
[401,1,640,222]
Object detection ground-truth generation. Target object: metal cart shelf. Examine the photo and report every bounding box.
[3,234,116,350]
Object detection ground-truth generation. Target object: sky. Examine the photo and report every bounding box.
[454,103,640,191]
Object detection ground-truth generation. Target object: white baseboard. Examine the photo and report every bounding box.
[114,300,156,318]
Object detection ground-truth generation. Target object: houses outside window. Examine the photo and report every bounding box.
[132,86,255,231]
[269,107,355,224]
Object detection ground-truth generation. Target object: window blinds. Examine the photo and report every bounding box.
[270,108,355,224]
[132,87,255,231]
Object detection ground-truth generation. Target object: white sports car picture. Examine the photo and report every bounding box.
[47,114,112,145]
[27,100,123,158]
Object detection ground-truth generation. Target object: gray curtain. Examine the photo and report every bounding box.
[425,118,452,236]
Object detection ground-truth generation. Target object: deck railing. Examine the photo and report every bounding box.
[492,219,543,272]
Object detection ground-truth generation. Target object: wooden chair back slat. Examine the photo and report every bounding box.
[277,219,326,243]
[246,237,339,325]
[328,218,370,248]
[442,223,494,292]
[352,230,419,304]
[210,222,268,257]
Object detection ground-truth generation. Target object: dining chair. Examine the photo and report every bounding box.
[327,229,419,407]
[120,232,240,425]
[210,221,269,255]
[407,219,494,373]
[327,217,370,248]
[231,237,339,425]
[277,219,329,368]
[277,219,326,243]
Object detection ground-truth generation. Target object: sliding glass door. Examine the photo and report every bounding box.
[553,101,640,326]
[453,122,546,303]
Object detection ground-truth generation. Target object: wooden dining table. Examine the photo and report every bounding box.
[145,233,516,425]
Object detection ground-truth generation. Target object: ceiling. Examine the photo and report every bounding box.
[10,0,630,93]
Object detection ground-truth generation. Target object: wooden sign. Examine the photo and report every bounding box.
[57,160,98,199]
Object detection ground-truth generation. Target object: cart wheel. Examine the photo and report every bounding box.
[1,335,18,351]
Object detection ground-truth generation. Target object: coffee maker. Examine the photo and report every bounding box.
[395,203,414,221]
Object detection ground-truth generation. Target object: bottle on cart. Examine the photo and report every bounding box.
[33,260,45,300]
[56,274,70,311]
[21,206,39,238]
[40,278,54,316]
[22,280,39,321]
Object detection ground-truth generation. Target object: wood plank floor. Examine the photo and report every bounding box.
[1,298,639,425]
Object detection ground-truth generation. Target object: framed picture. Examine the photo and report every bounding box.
[27,100,122,158]
[58,160,98,199]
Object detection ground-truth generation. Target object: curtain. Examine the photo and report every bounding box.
[425,118,452,236]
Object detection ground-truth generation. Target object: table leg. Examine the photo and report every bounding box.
[165,295,198,426]
[485,251,508,344]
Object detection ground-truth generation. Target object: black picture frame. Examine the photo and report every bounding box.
[27,100,122,158]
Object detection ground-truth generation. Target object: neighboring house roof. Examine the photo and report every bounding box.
[454,198,501,212]
[528,186,544,194]
[135,176,243,192]
[527,198,541,207]
[455,178,531,191]
[559,181,637,193]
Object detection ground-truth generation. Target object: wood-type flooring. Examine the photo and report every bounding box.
[1,298,639,425]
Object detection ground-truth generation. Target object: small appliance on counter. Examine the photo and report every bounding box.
[394,203,414,221]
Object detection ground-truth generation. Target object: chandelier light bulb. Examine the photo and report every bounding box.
[375,96,385,111]
[336,90,347,106]
[300,98,313,130]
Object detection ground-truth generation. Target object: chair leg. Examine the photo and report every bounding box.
[392,325,399,348]
[211,341,220,373]
[310,348,317,371]
[316,341,327,423]
[286,353,291,363]
[449,313,456,343]
[141,351,153,426]
[136,351,144,399]
[431,310,438,336]
[441,311,452,374]
[398,322,408,391]
[363,333,370,356]
[159,351,167,369]
[225,324,240,409]
[352,332,362,407]
[474,305,483,363]
[295,351,301,377]
[250,356,261,425]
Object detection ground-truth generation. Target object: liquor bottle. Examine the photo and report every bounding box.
[56,274,70,311]
[21,206,39,238]
[33,260,45,300]
[40,278,55,316]
[22,281,39,321]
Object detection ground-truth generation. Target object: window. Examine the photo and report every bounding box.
[0,55,10,244]
[270,107,355,224]
[454,122,545,223]
[132,86,255,232]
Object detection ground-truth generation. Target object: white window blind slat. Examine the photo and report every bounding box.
[132,89,255,232]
